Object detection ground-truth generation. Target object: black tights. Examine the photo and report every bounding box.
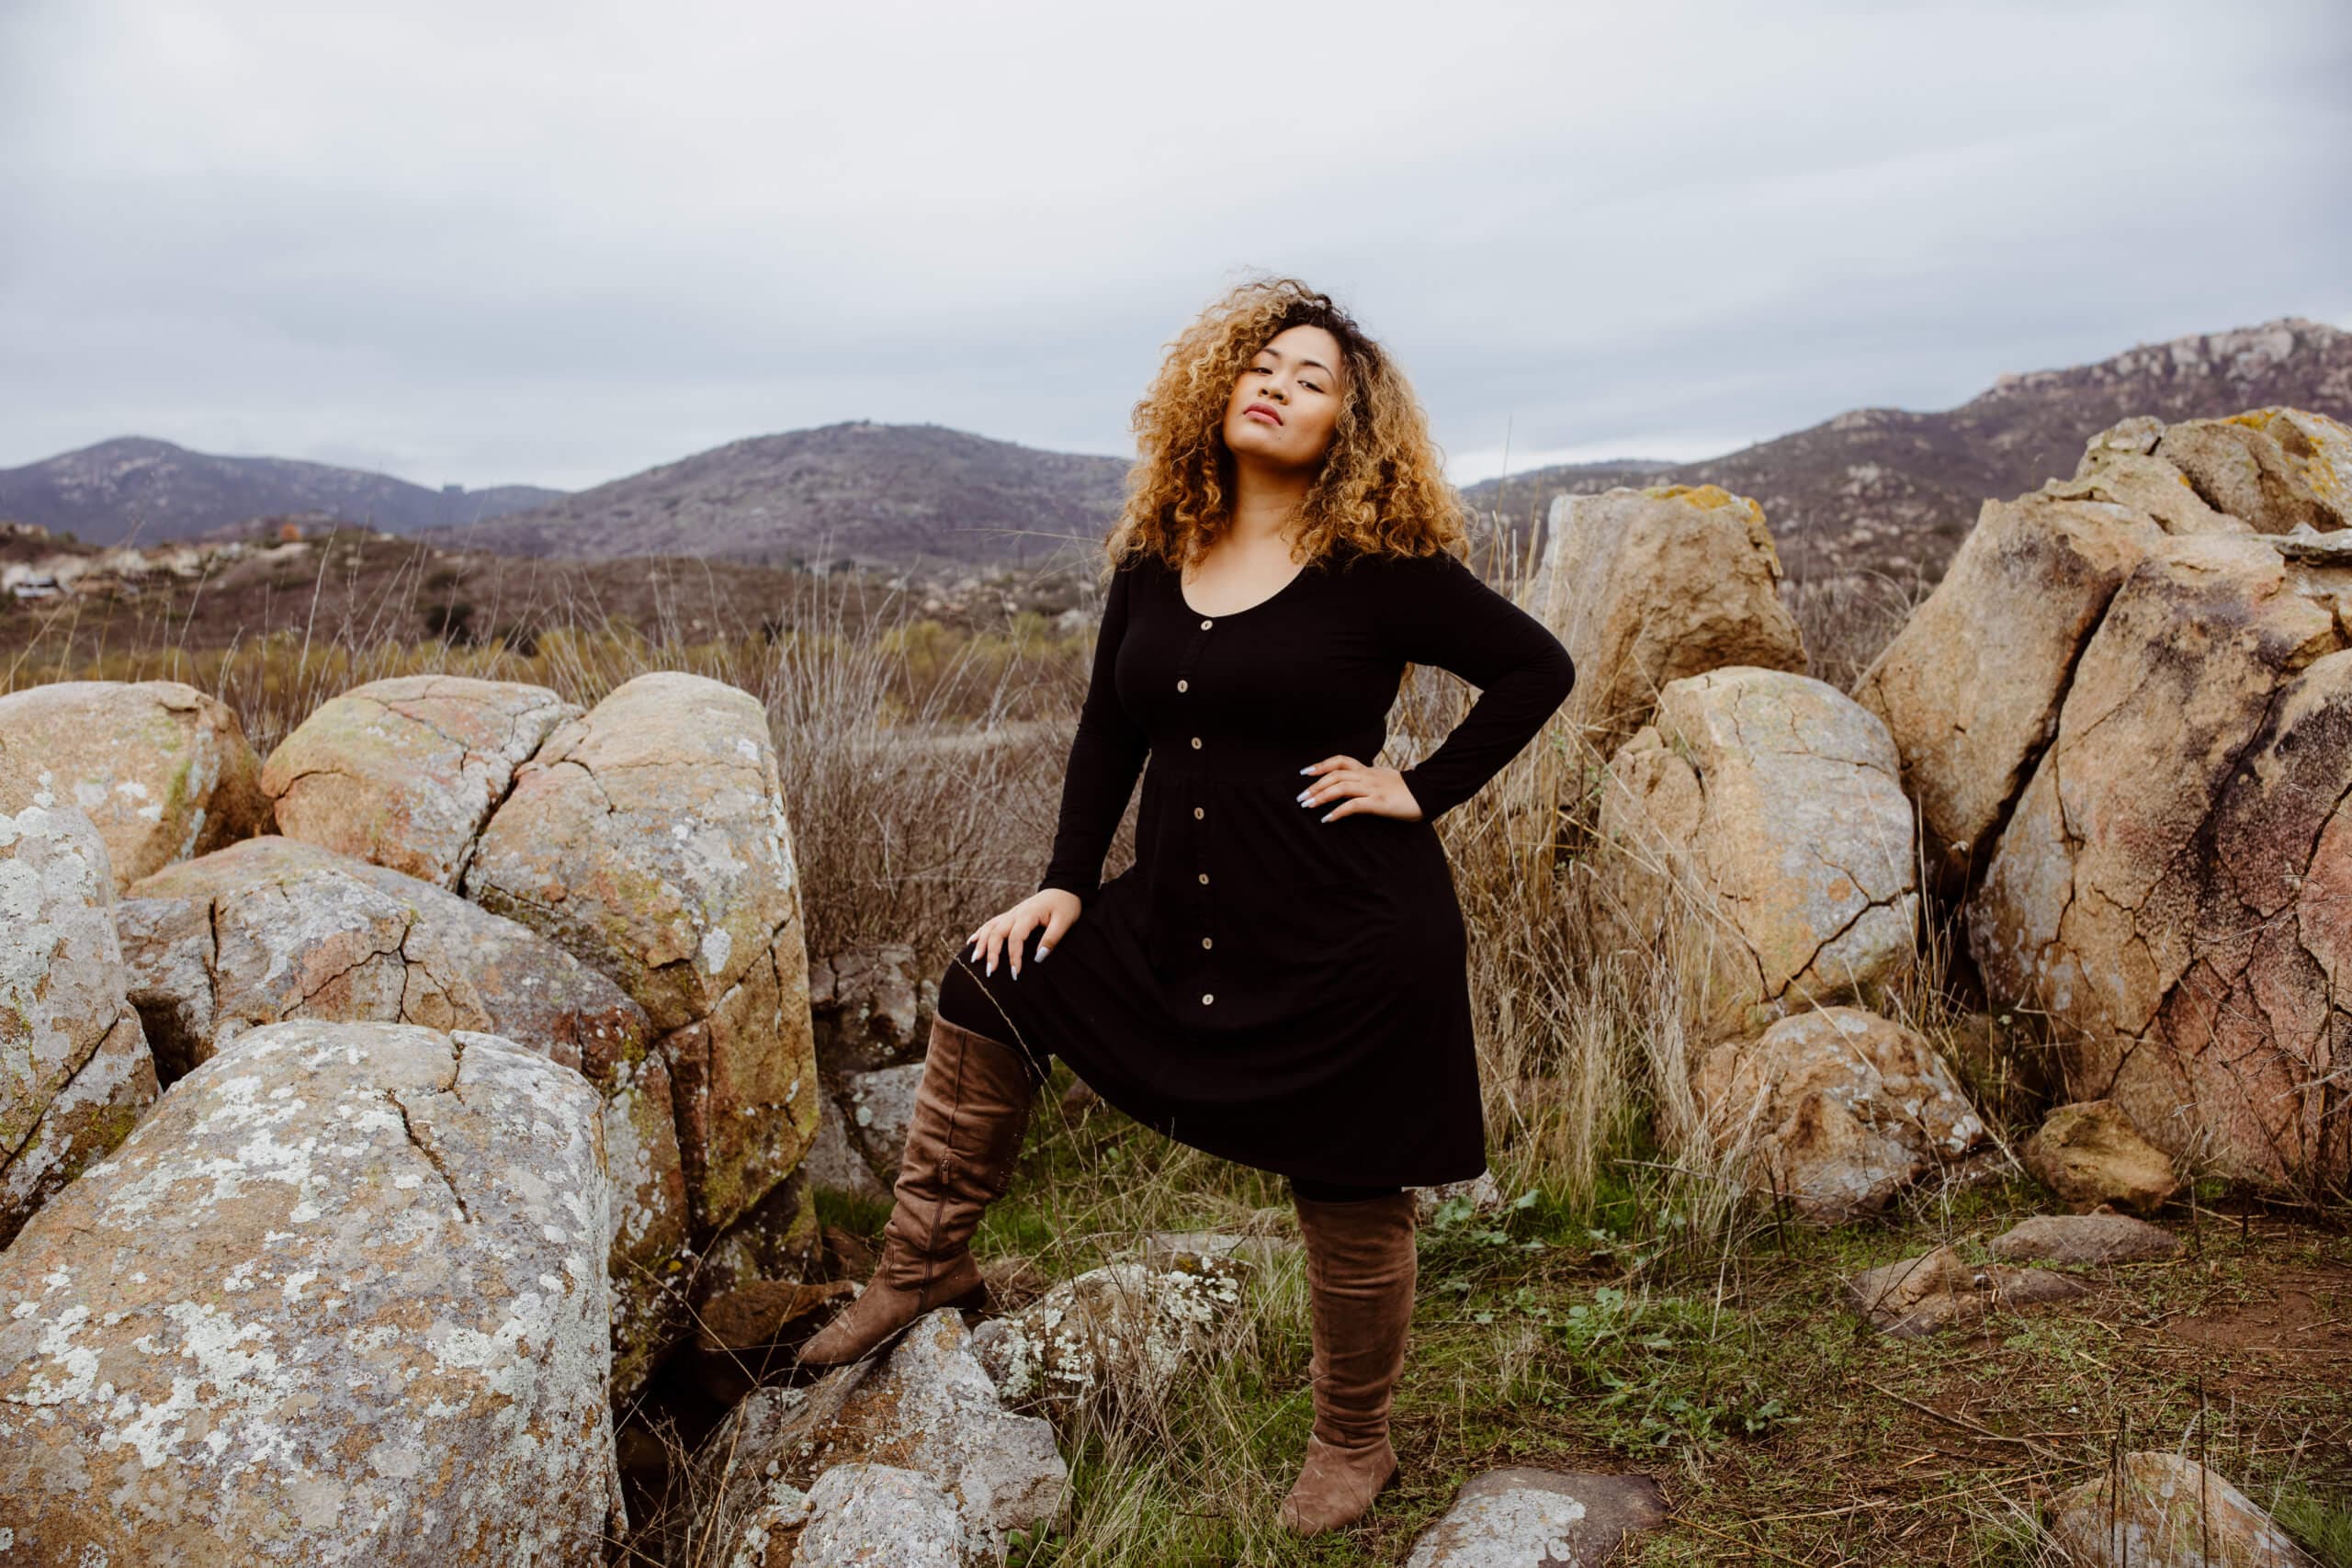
[936,963,1401,1204]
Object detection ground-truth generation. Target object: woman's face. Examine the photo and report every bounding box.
[1221,323,1345,472]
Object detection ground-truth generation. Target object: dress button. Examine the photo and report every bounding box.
[1197,872,1209,885]
[1190,736,1202,749]
[1176,679,1187,692]
[1201,992,1214,1005]
[1201,936,1212,949]
[1193,806,1204,819]
[1200,617,1213,630]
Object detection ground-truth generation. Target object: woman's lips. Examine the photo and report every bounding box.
[1245,402,1283,425]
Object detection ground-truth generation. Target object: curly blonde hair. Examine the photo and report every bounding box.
[1095,275,1468,587]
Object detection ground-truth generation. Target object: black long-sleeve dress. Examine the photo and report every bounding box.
[934,537,1576,1188]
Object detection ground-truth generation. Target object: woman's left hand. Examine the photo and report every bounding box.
[1296,754,1424,822]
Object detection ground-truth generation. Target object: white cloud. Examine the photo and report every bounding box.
[2,0,2346,490]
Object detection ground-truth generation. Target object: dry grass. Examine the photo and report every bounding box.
[6,533,2346,1567]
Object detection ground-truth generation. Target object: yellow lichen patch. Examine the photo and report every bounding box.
[2225,407,2281,432]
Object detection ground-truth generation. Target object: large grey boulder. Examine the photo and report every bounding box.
[0,679,266,891]
[262,675,579,887]
[719,1464,978,1568]
[0,1020,620,1565]
[0,785,159,1247]
[1593,667,1918,1035]
[969,1254,1250,1420]
[465,671,819,1240]
[110,834,688,1401]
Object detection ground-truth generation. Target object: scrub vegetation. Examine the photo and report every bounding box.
[9,530,2346,1566]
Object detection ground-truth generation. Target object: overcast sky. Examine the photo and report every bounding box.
[4,1,2347,493]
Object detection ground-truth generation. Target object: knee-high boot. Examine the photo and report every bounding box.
[797,1012,1040,1368]
[1277,1188,1418,1534]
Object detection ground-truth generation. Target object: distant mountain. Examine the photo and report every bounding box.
[1461,316,2352,582]
[435,421,1133,571]
[0,437,563,546]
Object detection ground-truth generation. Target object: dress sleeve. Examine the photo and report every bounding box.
[1038,557,1149,901]
[1379,548,1577,824]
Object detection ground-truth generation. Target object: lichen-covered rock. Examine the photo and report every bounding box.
[0,1020,619,1565]
[722,1463,977,1568]
[800,1097,891,1200]
[465,671,818,1237]
[1847,1244,2086,1338]
[692,1167,820,1307]
[1527,484,1806,757]
[2153,408,2352,536]
[1966,533,2352,1187]
[810,942,931,1076]
[2022,1100,2179,1214]
[842,1060,924,1179]
[692,1308,1063,1557]
[0,679,266,891]
[1691,1007,1984,1222]
[0,786,159,1247]
[1988,1213,2180,1265]
[111,834,688,1401]
[968,1255,1248,1420]
[262,675,579,887]
[2047,1452,2320,1567]
[1593,668,1918,1034]
[1404,1467,1668,1568]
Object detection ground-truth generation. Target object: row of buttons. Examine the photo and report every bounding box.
[1191,614,1213,1005]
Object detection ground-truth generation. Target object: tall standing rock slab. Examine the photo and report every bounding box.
[1969,535,2352,1186]
[466,671,818,1239]
[262,675,580,887]
[0,784,159,1247]
[1593,668,1918,1035]
[1528,484,1806,758]
[0,679,266,891]
[0,1021,619,1565]
[110,834,689,1401]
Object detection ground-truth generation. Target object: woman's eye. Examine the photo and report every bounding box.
[1303,381,1324,392]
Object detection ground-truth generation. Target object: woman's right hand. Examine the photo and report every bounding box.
[966,888,1083,980]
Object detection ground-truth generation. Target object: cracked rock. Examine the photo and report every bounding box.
[0,784,160,1247]
[1692,1006,1985,1221]
[112,834,688,1401]
[1592,667,1919,1035]
[262,675,580,888]
[0,679,266,892]
[1524,483,1806,758]
[969,1254,1249,1422]
[0,1019,620,1565]
[465,671,818,1239]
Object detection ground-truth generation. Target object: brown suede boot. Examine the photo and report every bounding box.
[797,1013,1040,1368]
[1277,1188,1417,1534]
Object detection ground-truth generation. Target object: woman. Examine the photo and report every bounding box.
[798,276,1577,1536]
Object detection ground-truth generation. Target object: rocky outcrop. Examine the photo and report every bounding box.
[0,679,266,890]
[2047,1451,2321,1567]
[465,671,818,1239]
[2022,1100,2179,1214]
[1405,1468,1668,1567]
[969,1254,1249,1420]
[0,784,158,1247]
[262,675,579,887]
[1858,408,2352,1190]
[692,1308,1064,1560]
[1528,484,1806,756]
[1691,1007,1984,1221]
[111,834,688,1399]
[1593,668,1918,1034]
[0,1020,619,1565]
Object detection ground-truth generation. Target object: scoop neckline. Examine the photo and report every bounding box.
[1173,555,1313,620]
